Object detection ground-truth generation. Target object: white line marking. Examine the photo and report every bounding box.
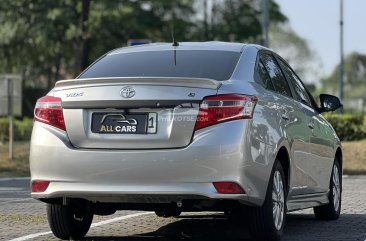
[8,212,152,241]
[0,198,33,204]
[8,231,52,241]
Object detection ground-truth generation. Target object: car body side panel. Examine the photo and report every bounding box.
[241,93,279,205]
[267,93,313,198]
[217,46,292,206]
[215,46,282,205]
[280,102,336,200]
[219,45,338,206]
[285,101,318,196]
[215,94,288,205]
[310,112,339,186]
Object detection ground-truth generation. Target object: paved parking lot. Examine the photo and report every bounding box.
[1,176,366,241]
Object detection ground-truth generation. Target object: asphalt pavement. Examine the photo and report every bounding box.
[1,176,366,241]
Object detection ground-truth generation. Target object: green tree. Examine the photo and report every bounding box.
[269,23,321,82]
[197,0,287,42]
[0,0,92,87]
[0,0,291,116]
[320,52,366,99]
[0,0,196,87]
[0,0,197,115]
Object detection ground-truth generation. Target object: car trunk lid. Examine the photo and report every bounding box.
[53,77,220,149]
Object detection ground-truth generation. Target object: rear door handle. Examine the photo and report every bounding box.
[308,122,315,129]
[281,114,289,121]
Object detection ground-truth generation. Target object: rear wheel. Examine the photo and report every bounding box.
[314,159,341,220]
[47,202,93,240]
[248,160,286,241]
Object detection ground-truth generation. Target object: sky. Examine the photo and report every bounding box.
[275,0,366,80]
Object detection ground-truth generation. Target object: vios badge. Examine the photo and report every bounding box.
[120,86,136,98]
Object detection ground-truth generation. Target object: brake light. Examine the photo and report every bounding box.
[213,182,245,194]
[32,181,50,193]
[34,96,66,131]
[194,94,257,130]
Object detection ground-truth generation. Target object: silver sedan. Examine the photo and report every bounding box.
[30,42,342,241]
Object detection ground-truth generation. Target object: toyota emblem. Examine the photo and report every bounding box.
[120,86,136,98]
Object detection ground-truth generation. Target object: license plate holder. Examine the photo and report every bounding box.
[91,112,157,134]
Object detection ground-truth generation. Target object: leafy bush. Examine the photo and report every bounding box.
[0,117,33,142]
[323,113,366,141]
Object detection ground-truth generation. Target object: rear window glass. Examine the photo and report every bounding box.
[79,50,241,81]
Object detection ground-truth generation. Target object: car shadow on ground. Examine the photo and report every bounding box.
[84,213,366,241]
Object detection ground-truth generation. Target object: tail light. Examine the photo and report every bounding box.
[194,94,257,130]
[32,181,50,193]
[34,96,66,131]
[213,182,245,194]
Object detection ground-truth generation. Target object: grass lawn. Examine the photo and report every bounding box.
[0,141,30,177]
[0,140,366,177]
[342,139,366,175]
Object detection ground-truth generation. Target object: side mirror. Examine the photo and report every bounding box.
[319,94,342,112]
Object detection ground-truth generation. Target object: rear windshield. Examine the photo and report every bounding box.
[78,50,241,81]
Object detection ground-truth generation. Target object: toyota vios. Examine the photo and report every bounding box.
[30,42,342,241]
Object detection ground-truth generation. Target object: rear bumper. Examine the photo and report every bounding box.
[30,120,273,206]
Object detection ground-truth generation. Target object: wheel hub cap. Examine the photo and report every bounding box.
[272,170,285,230]
[332,165,341,212]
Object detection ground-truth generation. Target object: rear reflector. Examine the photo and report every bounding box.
[213,182,245,194]
[34,96,66,131]
[195,94,257,130]
[32,181,50,193]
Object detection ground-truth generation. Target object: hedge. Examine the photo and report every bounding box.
[0,117,33,142]
[323,113,366,141]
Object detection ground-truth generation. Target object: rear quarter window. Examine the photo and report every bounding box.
[260,53,292,98]
[256,60,275,91]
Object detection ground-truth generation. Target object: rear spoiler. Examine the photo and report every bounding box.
[55,77,221,90]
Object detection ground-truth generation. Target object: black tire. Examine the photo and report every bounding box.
[248,160,287,241]
[47,203,93,240]
[155,210,181,218]
[314,159,342,220]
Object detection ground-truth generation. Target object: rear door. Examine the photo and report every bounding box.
[259,52,314,196]
[276,56,332,194]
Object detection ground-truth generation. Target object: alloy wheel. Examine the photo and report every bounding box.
[272,170,285,230]
[332,165,341,212]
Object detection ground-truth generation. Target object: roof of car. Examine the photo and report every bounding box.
[109,41,251,55]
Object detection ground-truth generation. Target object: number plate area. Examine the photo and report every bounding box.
[91,112,157,134]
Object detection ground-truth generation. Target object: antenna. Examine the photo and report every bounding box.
[170,26,178,66]
[171,27,179,47]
